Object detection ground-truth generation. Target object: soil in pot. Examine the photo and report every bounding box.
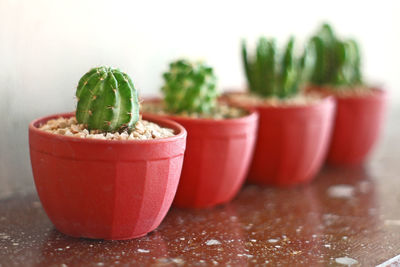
[224,92,335,187]
[142,101,246,119]
[142,100,258,208]
[39,116,175,140]
[224,92,321,107]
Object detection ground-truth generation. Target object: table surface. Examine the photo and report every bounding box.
[1,106,399,267]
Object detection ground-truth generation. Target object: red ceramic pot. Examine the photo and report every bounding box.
[29,113,186,240]
[143,101,258,208]
[226,94,335,186]
[324,89,387,165]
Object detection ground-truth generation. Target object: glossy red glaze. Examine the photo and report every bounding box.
[227,95,335,186]
[326,89,387,165]
[143,102,258,208]
[29,113,187,240]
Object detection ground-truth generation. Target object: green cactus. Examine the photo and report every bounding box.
[162,59,218,114]
[242,36,309,98]
[75,66,140,132]
[307,23,363,87]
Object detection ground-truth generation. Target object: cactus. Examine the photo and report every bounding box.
[162,59,218,114]
[307,23,363,87]
[75,66,140,132]
[242,36,309,98]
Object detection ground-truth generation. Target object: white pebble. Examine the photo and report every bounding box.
[335,256,358,265]
[327,185,355,198]
[205,239,221,246]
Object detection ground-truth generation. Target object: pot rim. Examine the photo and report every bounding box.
[305,86,387,100]
[141,97,259,125]
[29,112,187,144]
[222,91,335,111]
[333,87,387,101]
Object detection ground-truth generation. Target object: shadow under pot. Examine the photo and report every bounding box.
[313,88,386,165]
[142,100,259,209]
[29,113,187,240]
[225,94,335,186]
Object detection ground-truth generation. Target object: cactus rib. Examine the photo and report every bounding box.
[307,23,363,87]
[76,66,139,132]
[242,36,309,98]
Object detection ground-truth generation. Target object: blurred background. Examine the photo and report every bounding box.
[0,0,399,194]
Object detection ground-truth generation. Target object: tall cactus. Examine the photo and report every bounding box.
[162,59,218,114]
[307,23,363,87]
[76,66,140,131]
[242,36,309,98]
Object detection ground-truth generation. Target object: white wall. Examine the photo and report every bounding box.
[1,1,399,111]
[0,0,399,189]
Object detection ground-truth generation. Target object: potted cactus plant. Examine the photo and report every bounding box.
[29,66,187,240]
[224,37,335,186]
[305,23,386,165]
[142,59,258,208]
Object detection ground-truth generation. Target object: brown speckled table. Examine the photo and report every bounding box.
[1,106,399,266]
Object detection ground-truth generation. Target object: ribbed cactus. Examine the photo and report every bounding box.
[242,37,310,98]
[162,59,218,114]
[307,23,362,87]
[76,66,140,132]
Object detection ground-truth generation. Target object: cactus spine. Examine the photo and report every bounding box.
[242,37,309,98]
[76,66,140,132]
[307,23,362,87]
[162,59,218,114]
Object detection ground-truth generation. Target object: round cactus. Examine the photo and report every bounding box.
[162,59,218,114]
[75,66,140,132]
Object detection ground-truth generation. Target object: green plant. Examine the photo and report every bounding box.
[76,66,140,131]
[162,59,218,114]
[307,23,362,87]
[242,37,309,98]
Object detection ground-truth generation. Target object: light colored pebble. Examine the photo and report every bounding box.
[327,185,355,198]
[227,92,321,107]
[205,239,221,246]
[335,256,358,265]
[142,102,245,119]
[65,130,73,136]
[39,117,174,140]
